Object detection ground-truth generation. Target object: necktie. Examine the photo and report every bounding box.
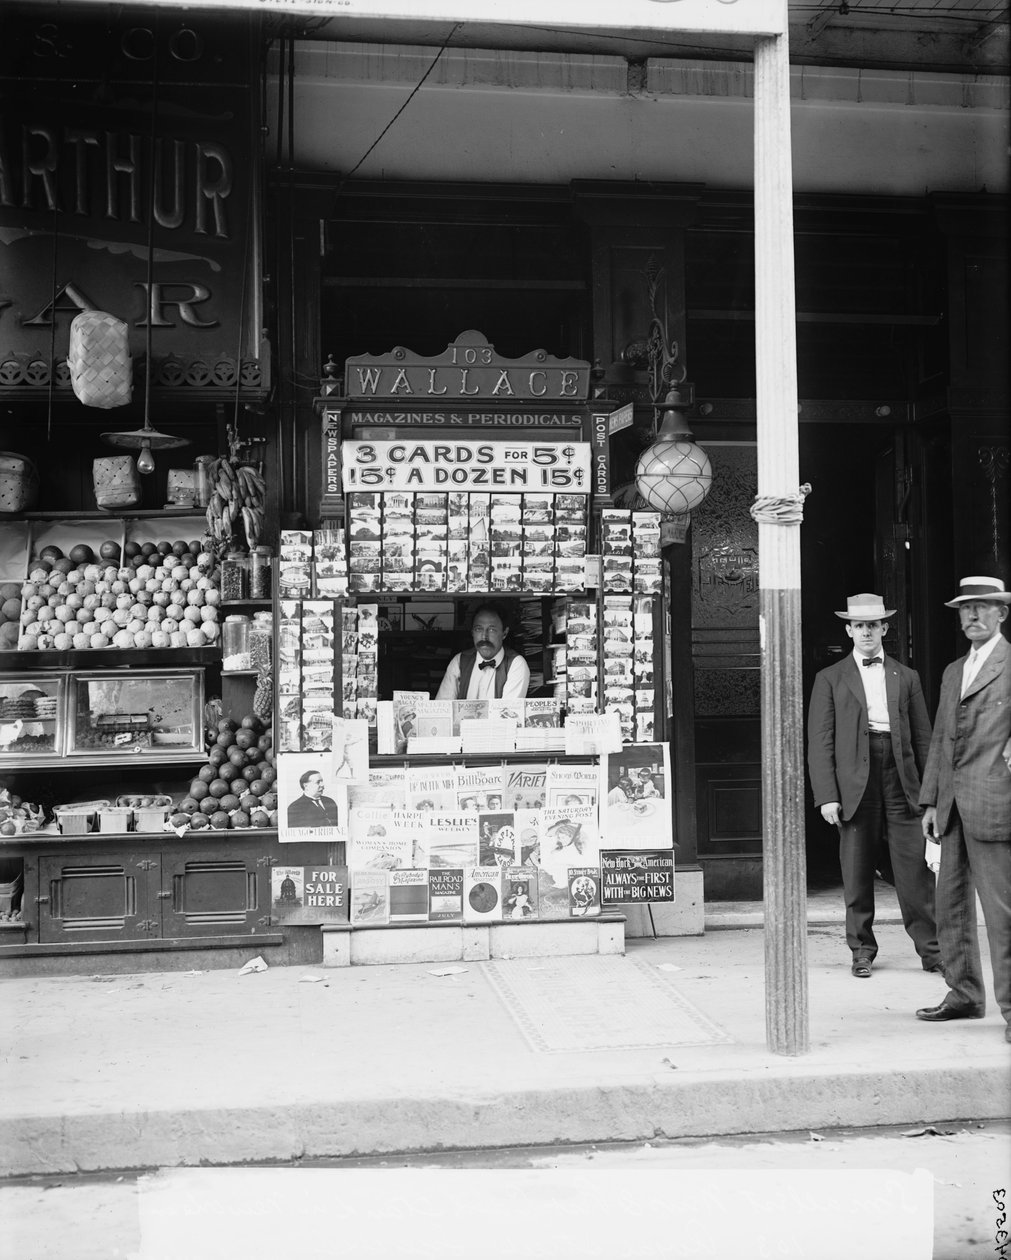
[862,656,882,668]
[479,660,496,670]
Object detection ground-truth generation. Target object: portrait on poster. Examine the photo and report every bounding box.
[277,752,347,843]
[600,743,673,850]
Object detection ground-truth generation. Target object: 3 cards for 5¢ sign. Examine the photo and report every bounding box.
[341,440,592,493]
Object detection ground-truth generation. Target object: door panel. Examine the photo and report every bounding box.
[38,853,159,943]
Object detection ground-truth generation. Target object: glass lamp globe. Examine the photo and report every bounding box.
[635,399,712,514]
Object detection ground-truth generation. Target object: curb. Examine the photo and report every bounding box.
[2,1060,1005,1177]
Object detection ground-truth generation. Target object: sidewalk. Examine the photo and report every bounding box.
[1,883,1006,1177]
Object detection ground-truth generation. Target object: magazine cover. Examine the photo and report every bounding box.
[428,868,464,923]
[568,866,602,917]
[600,743,673,850]
[487,698,525,727]
[544,763,599,810]
[410,699,454,740]
[512,809,544,867]
[349,869,389,926]
[463,867,504,923]
[451,699,489,735]
[477,811,516,868]
[347,766,406,809]
[523,698,562,728]
[503,763,547,811]
[424,813,479,868]
[455,765,506,812]
[537,804,600,887]
[502,866,539,920]
[388,869,430,924]
[347,805,414,871]
[270,865,349,925]
[277,751,347,844]
[392,690,429,753]
[404,766,459,811]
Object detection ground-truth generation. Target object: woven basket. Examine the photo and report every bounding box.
[93,456,141,510]
[0,452,39,513]
[68,311,133,409]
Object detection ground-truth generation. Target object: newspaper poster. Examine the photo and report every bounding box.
[277,752,347,844]
[600,850,675,906]
[600,742,673,850]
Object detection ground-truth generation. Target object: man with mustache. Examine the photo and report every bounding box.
[808,593,939,979]
[435,603,530,701]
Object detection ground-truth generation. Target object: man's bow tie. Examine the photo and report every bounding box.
[862,656,883,667]
[478,660,496,670]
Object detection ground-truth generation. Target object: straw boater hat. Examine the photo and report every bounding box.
[944,576,1011,608]
[834,593,896,621]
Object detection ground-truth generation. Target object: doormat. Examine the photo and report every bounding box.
[480,954,734,1053]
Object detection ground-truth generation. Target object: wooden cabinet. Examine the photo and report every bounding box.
[20,832,273,948]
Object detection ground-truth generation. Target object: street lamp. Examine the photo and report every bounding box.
[635,379,712,542]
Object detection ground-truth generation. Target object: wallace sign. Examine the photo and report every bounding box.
[344,332,590,404]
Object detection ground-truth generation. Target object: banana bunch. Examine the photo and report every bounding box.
[205,458,267,552]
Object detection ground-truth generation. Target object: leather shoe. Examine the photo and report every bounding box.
[851,956,873,978]
[915,1002,984,1022]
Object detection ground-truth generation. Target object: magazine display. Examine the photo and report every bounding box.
[388,869,430,923]
[425,814,479,868]
[350,869,389,926]
[463,867,505,923]
[428,868,464,922]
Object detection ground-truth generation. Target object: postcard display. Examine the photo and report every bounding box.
[268,335,676,935]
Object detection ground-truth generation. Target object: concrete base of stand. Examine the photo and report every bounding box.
[320,916,626,967]
[622,869,705,938]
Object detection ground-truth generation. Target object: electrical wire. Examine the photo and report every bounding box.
[334,22,463,193]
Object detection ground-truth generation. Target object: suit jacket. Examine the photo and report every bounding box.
[286,793,339,829]
[919,633,1011,842]
[807,654,932,821]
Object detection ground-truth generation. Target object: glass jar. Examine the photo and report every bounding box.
[222,615,251,671]
[220,549,248,602]
[249,612,272,673]
[193,456,215,508]
[249,545,272,601]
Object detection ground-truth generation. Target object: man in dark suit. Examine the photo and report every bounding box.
[808,593,940,977]
[915,576,1011,1043]
[287,769,339,829]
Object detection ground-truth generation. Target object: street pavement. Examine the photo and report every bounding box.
[4,1122,1007,1260]
[1,879,1007,1183]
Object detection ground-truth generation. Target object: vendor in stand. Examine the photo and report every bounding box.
[435,603,530,701]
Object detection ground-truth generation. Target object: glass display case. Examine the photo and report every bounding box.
[0,674,65,761]
[65,668,204,760]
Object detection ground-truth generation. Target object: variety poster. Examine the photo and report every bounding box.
[600,743,673,850]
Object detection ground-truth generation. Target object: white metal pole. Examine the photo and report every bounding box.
[753,31,809,1056]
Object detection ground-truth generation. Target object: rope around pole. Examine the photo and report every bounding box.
[749,483,812,525]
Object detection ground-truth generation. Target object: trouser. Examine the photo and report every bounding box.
[935,804,1011,1022]
[839,731,940,964]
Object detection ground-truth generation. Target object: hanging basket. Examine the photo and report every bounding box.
[68,312,133,409]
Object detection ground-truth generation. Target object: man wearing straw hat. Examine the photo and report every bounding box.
[915,576,1011,1042]
[808,593,940,978]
